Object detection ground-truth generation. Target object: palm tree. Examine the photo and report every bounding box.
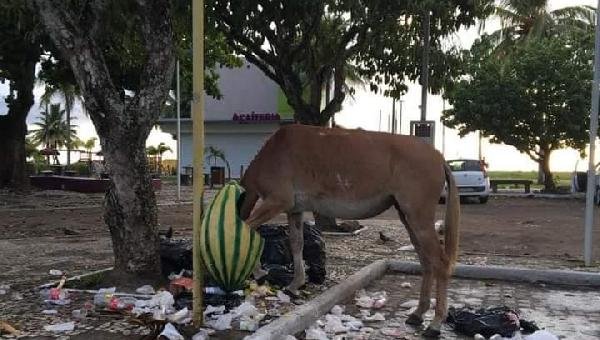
[40,82,83,166]
[83,137,97,160]
[156,142,172,174]
[205,146,231,181]
[30,103,77,164]
[489,1,595,54]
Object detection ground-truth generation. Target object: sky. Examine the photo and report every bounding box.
[2,0,598,172]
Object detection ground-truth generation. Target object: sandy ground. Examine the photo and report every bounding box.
[1,184,600,338]
[1,184,599,289]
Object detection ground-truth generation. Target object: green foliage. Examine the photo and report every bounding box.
[30,103,78,149]
[444,30,593,161]
[208,0,493,125]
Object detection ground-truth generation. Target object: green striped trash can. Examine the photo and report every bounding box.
[199,181,264,292]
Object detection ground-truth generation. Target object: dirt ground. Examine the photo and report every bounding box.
[1,185,599,289]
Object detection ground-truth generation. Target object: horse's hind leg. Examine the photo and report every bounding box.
[396,199,446,337]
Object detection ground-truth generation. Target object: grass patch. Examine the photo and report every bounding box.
[488,171,572,190]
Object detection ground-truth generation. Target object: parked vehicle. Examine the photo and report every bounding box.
[443,159,490,204]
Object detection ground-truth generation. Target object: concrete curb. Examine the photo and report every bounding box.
[245,259,388,340]
[388,260,600,287]
[247,260,600,339]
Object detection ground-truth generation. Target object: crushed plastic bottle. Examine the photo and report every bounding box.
[44,322,75,332]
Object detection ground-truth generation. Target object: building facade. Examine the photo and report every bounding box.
[159,60,294,179]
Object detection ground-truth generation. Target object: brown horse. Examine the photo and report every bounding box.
[239,124,459,337]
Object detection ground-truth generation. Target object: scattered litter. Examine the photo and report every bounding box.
[306,326,329,340]
[49,269,63,276]
[447,306,539,338]
[277,290,291,303]
[0,285,8,295]
[168,307,190,324]
[239,318,260,331]
[324,314,348,333]
[93,287,116,307]
[474,334,486,340]
[400,299,418,309]
[398,245,415,251]
[170,277,193,296]
[400,282,412,289]
[362,312,385,322]
[136,285,155,295]
[248,282,273,297]
[232,301,259,317]
[43,321,75,332]
[524,330,559,340]
[168,269,185,281]
[11,292,23,300]
[108,296,137,311]
[159,323,184,340]
[204,305,226,317]
[206,312,233,330]
[42,309,58,315]
[192,328,213,340]
[489,334,503,340]
[355,290,387,309]
[72,309,87,319]
[381,327,406,337]
[331,305,344,316]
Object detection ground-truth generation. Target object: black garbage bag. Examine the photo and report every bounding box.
[258,222,327,285]
[447,306,539,338]
[160,238,193,278]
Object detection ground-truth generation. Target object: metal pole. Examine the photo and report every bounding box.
[420,11,430,122]
[379,110,382,131]
[442,100,446,157]
[398,99,403,134]
[176,60,181,202]
[583,0,600,266]
[192,0,205,325]
[392,98,396,134]
[478,132,483,160]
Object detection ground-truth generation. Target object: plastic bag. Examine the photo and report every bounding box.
[159,323,184,340]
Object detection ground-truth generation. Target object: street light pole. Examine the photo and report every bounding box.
[420,11,430,122]
[583,0,600,266]
[176,60,181,202]
[192,0,205,325]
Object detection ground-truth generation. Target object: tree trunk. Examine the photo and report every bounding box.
[540,150,554,192]
[103,136,161,274]
[0,58,36,190]
[0,114,28,189]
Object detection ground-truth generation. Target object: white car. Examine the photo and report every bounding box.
[443,159,491,204]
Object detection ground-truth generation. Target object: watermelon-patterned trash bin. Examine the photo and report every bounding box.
[199,181,264,293]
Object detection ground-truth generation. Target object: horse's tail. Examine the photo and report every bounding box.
[443,162,460,275]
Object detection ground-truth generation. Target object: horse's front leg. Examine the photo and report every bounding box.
[286,212,305,296]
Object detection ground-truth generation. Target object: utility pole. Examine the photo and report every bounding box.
[392,98,396,134]
[442,100,446,157]
[192,0,205,325]
[176,60,181,202]
[398,99,403,134]
[583,0,600,266]
[420,11,430,122]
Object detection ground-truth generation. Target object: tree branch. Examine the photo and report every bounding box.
[32,0,121,134]
[130,0,176,129]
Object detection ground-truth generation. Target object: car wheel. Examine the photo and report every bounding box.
[479,196,489,204]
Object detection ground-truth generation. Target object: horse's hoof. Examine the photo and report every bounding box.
[422,326,441,338]
[282,287,301,299]
[405,313,424,326]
